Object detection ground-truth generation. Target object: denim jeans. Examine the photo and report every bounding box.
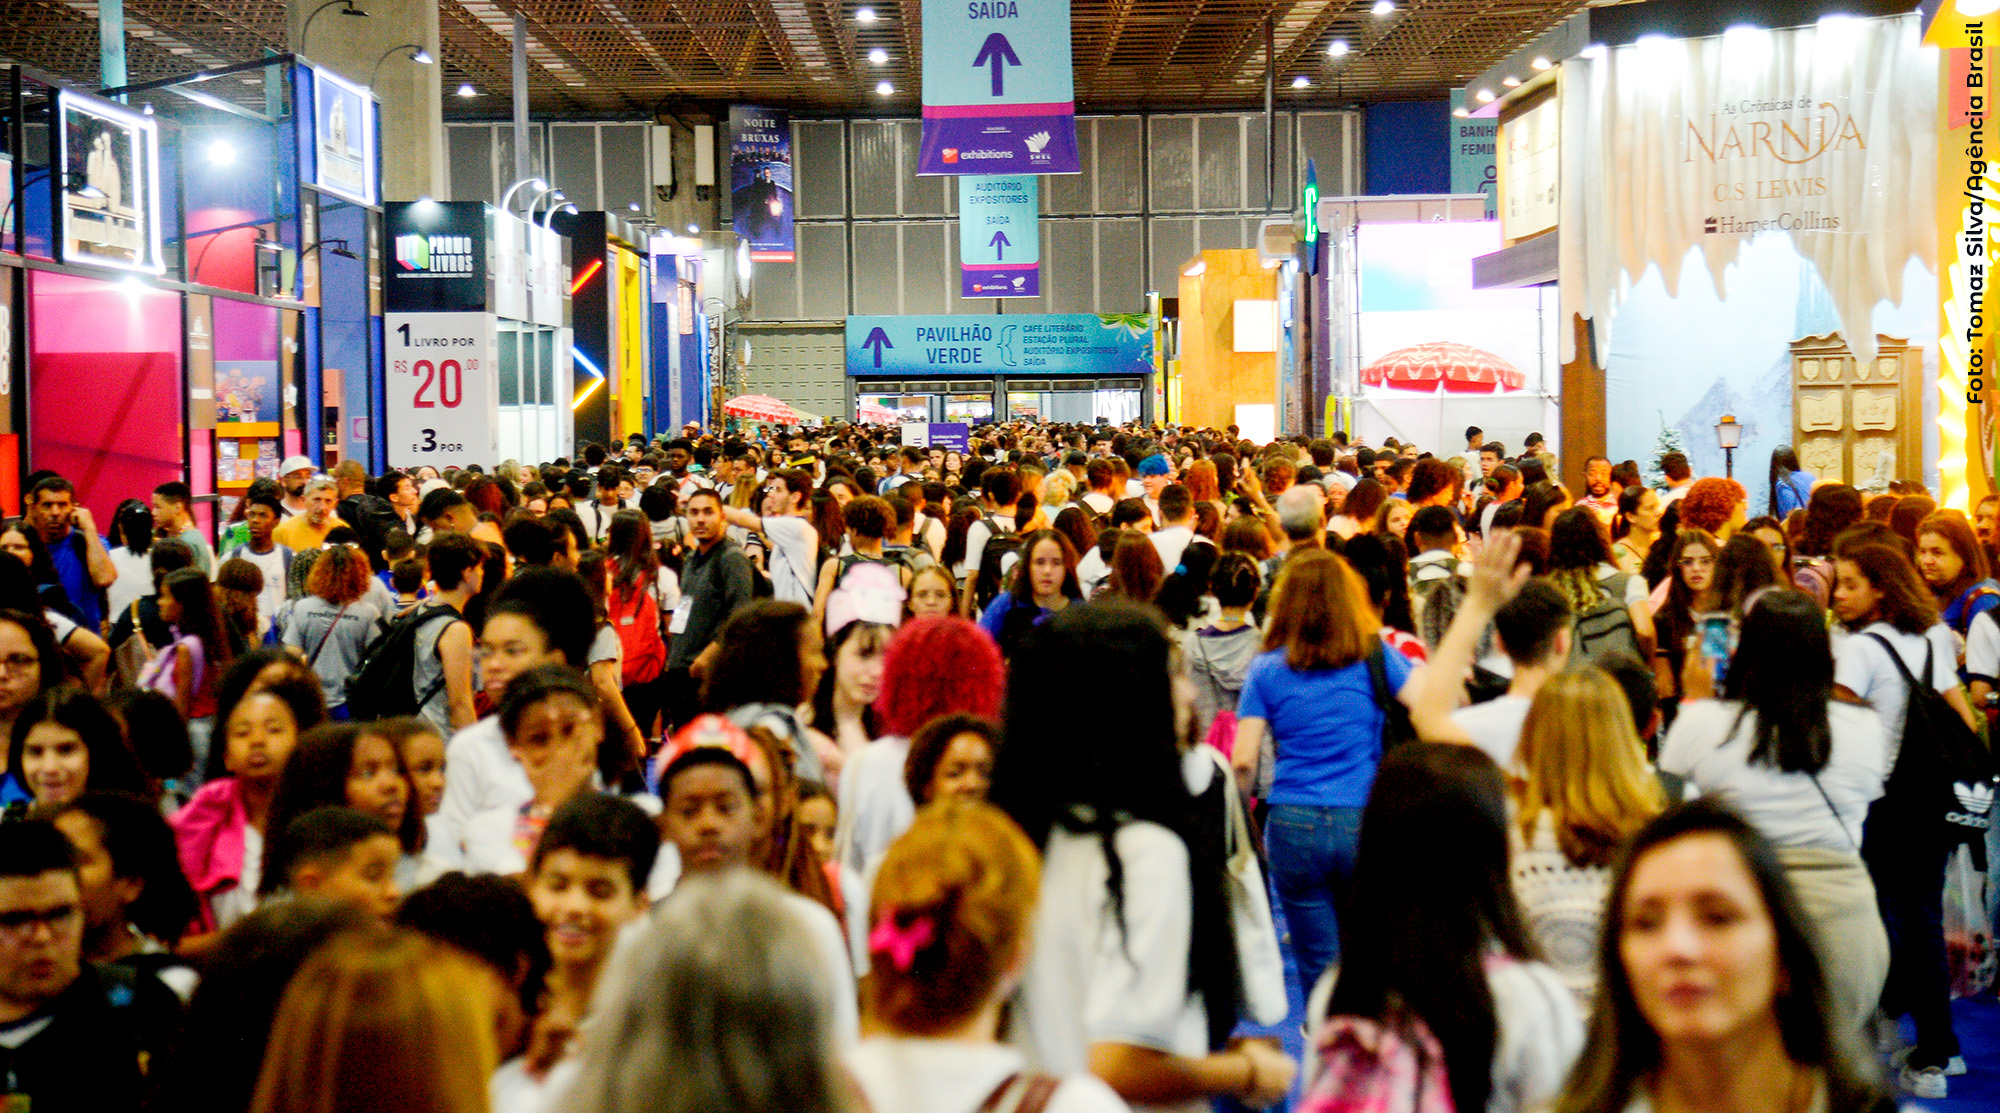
[1264,803,1364,994]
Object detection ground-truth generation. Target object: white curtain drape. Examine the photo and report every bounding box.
[1559,14,1937,366]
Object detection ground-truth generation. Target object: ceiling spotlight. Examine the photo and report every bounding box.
[456,83,478,97]
[856,6,876,22]
[1327,39,1350,57]
[1452,107,1470,118]
[686,223,700,234]
[1475,88,1495,103]
[876,80,894,95]
[411,48,434,64]
[1531,56,1552,70]
[207,139,237,166]
[868,47,889,64]
[1501,75,1521,87]
[1291,75,1310,89]
[1372,0,1395,14]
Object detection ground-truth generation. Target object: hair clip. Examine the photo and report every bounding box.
[868,912,936,972]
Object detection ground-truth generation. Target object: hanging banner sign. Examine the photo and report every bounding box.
[729,106,795,262]
[56,92,164,274]
[957,175,1040,297]
[384,311,498,470]
[846,312,1152,378]
[311,66,377,206]
[919,0,1079,175]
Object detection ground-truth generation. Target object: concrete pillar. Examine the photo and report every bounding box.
[288,0,444,202]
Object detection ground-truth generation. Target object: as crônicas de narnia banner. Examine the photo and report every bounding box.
[919,0,1079,175]
[1558,14,1935,369]
[729,106,794,262]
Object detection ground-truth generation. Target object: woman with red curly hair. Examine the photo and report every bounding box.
[1675,476,1747,539]
[834,615,1004,885]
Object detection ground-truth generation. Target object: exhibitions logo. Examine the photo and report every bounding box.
[395,233,475,276]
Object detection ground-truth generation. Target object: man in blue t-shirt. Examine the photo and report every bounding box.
[26,476,116,631]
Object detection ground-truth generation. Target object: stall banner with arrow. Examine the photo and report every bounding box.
[919,0,1079,175]
[845,313,1153,378]
[957,175,1040,298]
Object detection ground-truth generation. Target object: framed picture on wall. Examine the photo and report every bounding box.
[55,92,164,274]
[312,66,376,205]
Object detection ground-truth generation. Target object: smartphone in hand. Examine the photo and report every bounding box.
[1695,611,1733,684]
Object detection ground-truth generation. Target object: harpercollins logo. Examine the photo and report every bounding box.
[395,233,475,276]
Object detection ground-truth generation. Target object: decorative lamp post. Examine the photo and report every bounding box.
[1716,414,1742,480]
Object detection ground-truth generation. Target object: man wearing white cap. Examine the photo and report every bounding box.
[278,455,316,519]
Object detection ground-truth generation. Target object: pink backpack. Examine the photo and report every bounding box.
[1296,1014,1457,1113]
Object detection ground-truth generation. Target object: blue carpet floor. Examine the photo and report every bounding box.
[1902,996,2000,1112]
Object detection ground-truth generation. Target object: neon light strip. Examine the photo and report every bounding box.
[570,258,603,294]
[572,377,604,411]
[572,348,606,380]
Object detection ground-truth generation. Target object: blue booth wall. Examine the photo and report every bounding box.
[1364,102,1449,195]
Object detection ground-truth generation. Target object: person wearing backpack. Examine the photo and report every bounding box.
[1548,509,1651,668]
[1915,511,2000,676]
[955,468,1021,613]
[1830,539,1981,1097]
[1300,743,1582,1113]
[810,496,911,632]
[399,532,483,737]
[606,510,671,747]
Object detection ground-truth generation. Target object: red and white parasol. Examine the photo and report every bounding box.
[1359,341,1527,393]
[723,394,799,422]
[855,402,899,424]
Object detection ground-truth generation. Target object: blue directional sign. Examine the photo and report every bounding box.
[919,0,1079,175]
[958,175,1040,298]
[845,313,1153,378]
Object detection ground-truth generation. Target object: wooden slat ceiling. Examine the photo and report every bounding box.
[0,0,1593,117]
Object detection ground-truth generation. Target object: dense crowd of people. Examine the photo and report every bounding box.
[0,421,1991,1113]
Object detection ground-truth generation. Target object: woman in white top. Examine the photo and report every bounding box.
[104,499,156,622]
[1304,743,1582,1113]
[1509,668,1666,1014]
[1552,800,1897,1113]
[1660,588,1889,1038]
[1826,538,1973,1092]
[848,800,1129,1113]
[992,601,1295,1113]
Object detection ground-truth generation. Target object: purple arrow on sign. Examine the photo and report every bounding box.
[989,230,1011,260]
[862,326,893,367]
[973,33,1020,97]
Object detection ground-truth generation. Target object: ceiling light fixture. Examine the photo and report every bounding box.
[457,83,478,97]
[1292,75,1310,89]
[1372,0,1395,14]
[207,139,236,166]
[1531,56,1552,70]
[876,80,894,95]
[1327,39,1350,57]
[1475,88,1495,103]
[856,6,876,22]
[1502,75,1521,87]
[1452,107,1470,118]
[869,47,889,64]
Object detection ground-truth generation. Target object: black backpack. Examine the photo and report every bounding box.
[1572,576,1641,664]
[968,516,1022,613]
[1866,633,1999,847]
[344,604,462,721]
[1364,642,1418,751]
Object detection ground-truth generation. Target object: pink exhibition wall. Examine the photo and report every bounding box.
[29,271,184,519]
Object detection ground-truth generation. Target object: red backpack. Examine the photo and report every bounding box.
[608,582,667,687]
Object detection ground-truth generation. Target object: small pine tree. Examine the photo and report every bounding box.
[1647,412,1685,488]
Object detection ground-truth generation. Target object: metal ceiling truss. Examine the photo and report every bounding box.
[0,0,1588,117]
